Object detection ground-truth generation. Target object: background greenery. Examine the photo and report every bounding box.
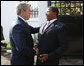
[54,1,83,15]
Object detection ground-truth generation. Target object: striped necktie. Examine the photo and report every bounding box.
[42,21,50,32]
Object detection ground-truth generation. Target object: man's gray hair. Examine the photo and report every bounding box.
[16,2,30,15]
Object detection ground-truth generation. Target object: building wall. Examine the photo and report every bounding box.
[1,1,18,42]
[1,1,48,42]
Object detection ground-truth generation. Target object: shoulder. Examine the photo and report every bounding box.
[11,20,24,31]
[54,21,65,29]
[14,24,23,29]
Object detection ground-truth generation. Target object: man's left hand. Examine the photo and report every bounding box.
[39,54,48,62]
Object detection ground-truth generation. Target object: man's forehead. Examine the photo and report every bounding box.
[27,5,31,8]
[46,8,51,11]
[27,4,30,7]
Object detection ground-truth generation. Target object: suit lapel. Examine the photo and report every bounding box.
[44,23,54,34]
[39,20,58,35]
[43,20,58,34]
[39,23,46,34]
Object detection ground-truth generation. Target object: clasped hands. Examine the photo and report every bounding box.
[33,48,48,62]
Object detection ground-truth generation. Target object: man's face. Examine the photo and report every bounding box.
[46,8,56,21]
[23,5,31,20]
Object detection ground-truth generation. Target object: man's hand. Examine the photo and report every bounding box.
[33,48,39,55]
[39,54,48,62]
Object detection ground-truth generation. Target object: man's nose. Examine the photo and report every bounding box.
[29,11,32,15]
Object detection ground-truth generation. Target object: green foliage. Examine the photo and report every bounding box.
[32,33,38,47]
[54,1,83,15]
[1,41,11,49]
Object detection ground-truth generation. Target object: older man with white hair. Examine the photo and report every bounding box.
[9,2,39,65]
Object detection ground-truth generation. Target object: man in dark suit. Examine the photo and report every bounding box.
[36,6,68,65]
[1,26,4,40]
[9,2,39,65]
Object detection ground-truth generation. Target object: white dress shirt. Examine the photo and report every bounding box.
[44,19,57,30]
[18,16,26,22]
[49,19,57,25]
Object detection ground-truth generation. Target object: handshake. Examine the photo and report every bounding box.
[33,48,48,62]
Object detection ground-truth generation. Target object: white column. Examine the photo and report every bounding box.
[38,1,48,26]
[1,1,18,42]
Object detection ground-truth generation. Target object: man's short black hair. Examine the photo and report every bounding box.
[49,6,59,17]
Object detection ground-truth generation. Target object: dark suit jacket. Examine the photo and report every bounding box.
[37,20,68,65]
[9,17,39,65]
[1,26,4,40]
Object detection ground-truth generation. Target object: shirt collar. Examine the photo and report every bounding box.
[18,16,26,22]
[49,19,57,24]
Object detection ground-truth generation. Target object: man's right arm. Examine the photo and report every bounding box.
[29,25,40,34]
[12,24,36,57]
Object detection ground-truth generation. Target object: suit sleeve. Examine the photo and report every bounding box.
[48,25,68,60]
[29,25,40,34]
[12,25,36,57]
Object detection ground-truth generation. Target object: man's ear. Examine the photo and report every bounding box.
[21,9,25,14]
